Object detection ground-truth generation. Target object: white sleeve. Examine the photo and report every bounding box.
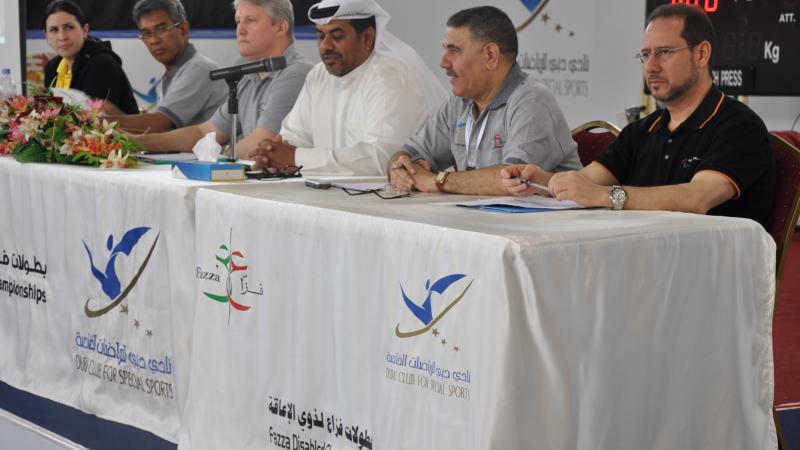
[294,65,429,176]
[278,74,314,149]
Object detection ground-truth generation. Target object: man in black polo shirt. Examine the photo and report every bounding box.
[501,4,775,228]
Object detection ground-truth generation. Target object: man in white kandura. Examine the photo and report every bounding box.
[249,0,447,175]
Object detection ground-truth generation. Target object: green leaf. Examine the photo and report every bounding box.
[14,141,49,163]
[70,151,103,167]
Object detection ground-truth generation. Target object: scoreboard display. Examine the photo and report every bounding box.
[645,0,800,95]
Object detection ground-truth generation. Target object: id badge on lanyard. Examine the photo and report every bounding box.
[464,111,489,171]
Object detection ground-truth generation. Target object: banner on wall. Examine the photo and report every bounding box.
[511,0,594,111]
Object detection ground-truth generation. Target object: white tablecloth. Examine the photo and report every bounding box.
[0,158,211,442]
[179,181,777,450]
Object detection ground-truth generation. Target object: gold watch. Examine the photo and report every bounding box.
[433,171,450,192]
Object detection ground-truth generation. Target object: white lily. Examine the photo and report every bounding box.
[59,142,73,155]
[103,149,129,169]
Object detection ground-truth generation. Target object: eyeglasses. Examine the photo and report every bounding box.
[341,184,411,200]
[138,22,182,41]
[245,165,303,180]
[634,45,691,64]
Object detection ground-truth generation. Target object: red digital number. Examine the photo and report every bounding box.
[671,0,718,13]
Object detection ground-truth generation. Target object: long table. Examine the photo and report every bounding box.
[180,181,777,450]
[0,159,778,449]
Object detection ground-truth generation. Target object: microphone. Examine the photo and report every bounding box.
[209,56,287,81]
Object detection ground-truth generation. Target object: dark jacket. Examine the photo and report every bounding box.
[44,37,139,114]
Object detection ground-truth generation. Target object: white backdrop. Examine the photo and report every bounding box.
[1,0,24,89]
[24,0,800,130]
[382,0,644,128]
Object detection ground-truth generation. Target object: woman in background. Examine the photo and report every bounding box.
[43,0,139,114]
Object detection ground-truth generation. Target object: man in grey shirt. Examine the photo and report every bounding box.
[208,45,307,147]
[389,6,580,195]
[112,0,226,132]
[133,0,312,156]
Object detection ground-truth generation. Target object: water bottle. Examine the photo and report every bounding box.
[0,69,17,100]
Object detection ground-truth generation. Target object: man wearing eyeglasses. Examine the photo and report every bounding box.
[502,3,774,227]
[110,0,226,132]
[132,0,312,155]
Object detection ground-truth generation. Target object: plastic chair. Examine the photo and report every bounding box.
[570,120,622,166]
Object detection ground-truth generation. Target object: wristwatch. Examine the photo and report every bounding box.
[433,171,450,192]
[610,185,627,210]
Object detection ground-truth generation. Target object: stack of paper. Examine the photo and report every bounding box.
[452,196,586,213]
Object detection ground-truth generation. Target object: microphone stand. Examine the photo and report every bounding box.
[209,57,288,162]
[224,76,242,161]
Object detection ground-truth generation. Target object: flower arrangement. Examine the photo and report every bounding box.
[0,94,140,168]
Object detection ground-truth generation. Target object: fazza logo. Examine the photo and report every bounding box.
[82,227,158,318]
[200,228,263,322]
[395,274,473,339]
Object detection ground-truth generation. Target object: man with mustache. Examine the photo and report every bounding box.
[502,4,775,228]
[132,0,312,156]
[109,0,227,132]
[388,6,581,195]
[249,0,446,175]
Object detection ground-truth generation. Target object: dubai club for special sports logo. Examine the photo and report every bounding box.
[516,0,550,31]
[395,274,473,338]
[82,227,159,318]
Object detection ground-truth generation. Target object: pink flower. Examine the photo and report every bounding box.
[14,113,44,142]
[42,107,62,120]
[79,109,93,123]
[87,98,104,111]
[9,123,25,142]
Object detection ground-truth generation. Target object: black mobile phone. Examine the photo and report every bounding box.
[305,179,331,189]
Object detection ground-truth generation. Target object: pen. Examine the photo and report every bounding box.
[513,177,550,192]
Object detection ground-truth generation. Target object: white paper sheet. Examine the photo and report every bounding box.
[450,195,585,211]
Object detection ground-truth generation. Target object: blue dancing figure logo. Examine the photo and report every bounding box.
[82,226,159,317]
[517,0,550,31]
[395,274,473,338]
[133,77,160,105]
